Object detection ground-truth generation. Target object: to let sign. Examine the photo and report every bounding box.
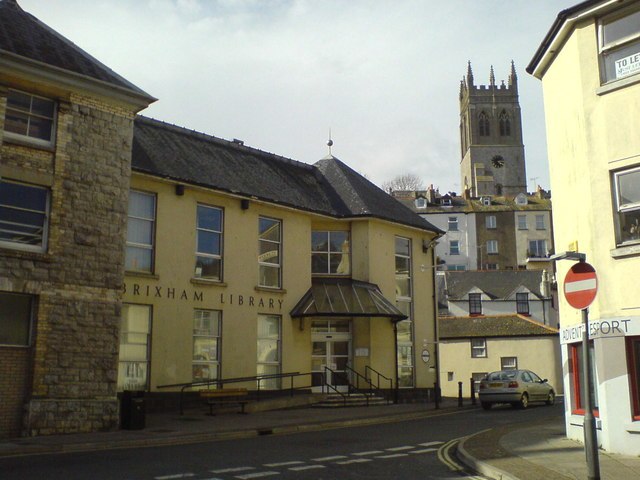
[563,262,598,310]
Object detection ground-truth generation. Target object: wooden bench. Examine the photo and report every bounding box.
[199,388,249,415]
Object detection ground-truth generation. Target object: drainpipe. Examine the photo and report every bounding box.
[393,321,399,404]
[431,242,441,405]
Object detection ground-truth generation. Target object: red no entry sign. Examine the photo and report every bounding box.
[563,262,598,310]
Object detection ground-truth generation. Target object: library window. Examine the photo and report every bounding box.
[257,314,281,389]
[193,309,221,383]
[126,190,156,273]
[258,217,281,288]
[4,89,56,146]
[118,304,151,391]
[312,231,350,275]
[0,179,49,252]
[195,204,223,280]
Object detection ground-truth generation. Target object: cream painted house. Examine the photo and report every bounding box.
[528,0,640,455]
[438,315,561,398]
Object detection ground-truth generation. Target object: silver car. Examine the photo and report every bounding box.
[478,369,555,410]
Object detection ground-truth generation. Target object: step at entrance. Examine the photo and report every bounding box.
[312,393,389,408]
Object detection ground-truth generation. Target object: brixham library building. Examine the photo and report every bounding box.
[0,0,441,437]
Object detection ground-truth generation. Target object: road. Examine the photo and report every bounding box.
[1,402,563,480]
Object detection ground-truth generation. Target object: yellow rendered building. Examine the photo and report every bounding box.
[528,0,640,455]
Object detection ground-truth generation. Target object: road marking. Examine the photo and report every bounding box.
[352,450,384,456]
[211,467,255,473]
[235,472,279,479]
[386,446,414,451]
[289,465,326,471]
[336,458,372,465]
[312,455,348,461]
[264,461,304,467]
[155,474,195,479]
[419,441,444,447]
[376,453,409,459]
[437,439,464,472]
[411,448,438,454]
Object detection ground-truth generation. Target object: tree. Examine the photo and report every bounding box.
[380,173,424,193]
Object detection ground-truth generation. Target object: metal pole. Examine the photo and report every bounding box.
[457,381,463,407]
[582,307,600,480]
[393,322,399,405]
[470,377,476,405]
[434,382,440,410]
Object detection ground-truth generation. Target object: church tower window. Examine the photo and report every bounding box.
[499,110,511,136]
[478,112,490,137]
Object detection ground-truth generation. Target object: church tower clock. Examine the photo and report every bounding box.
[459,62,527,197]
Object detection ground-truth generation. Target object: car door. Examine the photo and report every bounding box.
[528,371,548,401]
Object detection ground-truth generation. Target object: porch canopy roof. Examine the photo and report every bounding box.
[290,278,407,322]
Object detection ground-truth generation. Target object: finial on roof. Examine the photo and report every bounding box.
[466,61,474,87]
[327,129,333,156]
[489,65,495,86]
[508,60,518,91]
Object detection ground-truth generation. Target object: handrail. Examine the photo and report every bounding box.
[323,366,348,405]
[157,371,310,415]
[365,366,393,403]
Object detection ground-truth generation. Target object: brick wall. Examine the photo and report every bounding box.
[0,348,31,438]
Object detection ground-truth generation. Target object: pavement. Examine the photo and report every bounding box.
[1,398,639,480]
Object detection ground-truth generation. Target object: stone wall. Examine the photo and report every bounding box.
[0,89,135,437]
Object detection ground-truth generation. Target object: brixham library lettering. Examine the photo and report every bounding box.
[123,282,284,310]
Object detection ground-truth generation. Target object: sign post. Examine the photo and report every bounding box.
[563,261,600,480]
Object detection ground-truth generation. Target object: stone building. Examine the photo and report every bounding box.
[0,0,155,437]
[459,62,527,198]
[0,0,442,438]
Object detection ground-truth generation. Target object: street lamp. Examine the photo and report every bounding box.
[551,251,600,480]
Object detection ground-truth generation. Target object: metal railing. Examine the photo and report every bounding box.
[365,366,393,398]
[158,371,312,414]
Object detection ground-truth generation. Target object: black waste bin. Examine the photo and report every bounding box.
[120,390,145,430]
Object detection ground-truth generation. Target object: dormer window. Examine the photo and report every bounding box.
[4,90,56,147]
[515,193,528,205]
[441,197,452,206]
[481,196,491,206]
[415,197,427,209]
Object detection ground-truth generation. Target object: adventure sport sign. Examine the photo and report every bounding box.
[563,262,598,310]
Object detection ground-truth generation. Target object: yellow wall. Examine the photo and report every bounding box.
[124,174,438,391]
[540,20,640,326]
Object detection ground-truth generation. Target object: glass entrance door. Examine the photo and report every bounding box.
[311,320,351,392]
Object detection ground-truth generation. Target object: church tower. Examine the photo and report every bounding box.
[459,62,527,197]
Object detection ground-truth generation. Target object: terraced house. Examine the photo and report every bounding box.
[0,0,441,438]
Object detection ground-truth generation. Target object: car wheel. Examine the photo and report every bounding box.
[519,393,529,409]
[546,391,555,406]
[481,402,492,410]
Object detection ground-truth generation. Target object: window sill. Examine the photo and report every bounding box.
[611,242,640,259]
[125,271,159,280]
[0,247,52,262]
[255,285,287,294]
[626,422,640,433]
[597,74,640,96]
[3,134,56,152]
[190,278,227,287]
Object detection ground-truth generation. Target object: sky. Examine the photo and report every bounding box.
[20,0,564,193]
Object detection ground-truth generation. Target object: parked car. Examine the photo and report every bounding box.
[478,369,555,410]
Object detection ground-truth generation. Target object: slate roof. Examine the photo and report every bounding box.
[0,0,152,98]
[394,192,552,214]
[439,315,559,339]
[132,116,442,232]
[445,270,547,300]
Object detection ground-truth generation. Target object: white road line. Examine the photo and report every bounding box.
[155,474,196,480]
[376,453,409,459]
[312,455,348,461]
[352,450,384,456]
[235,472,280,479]
[386,446,414,451]
[411,448,438,454]
[264,461,304,467]
[289,465,326,471]
[419,441,444,447]
[336,458,372,465]
[211,467,256,473]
